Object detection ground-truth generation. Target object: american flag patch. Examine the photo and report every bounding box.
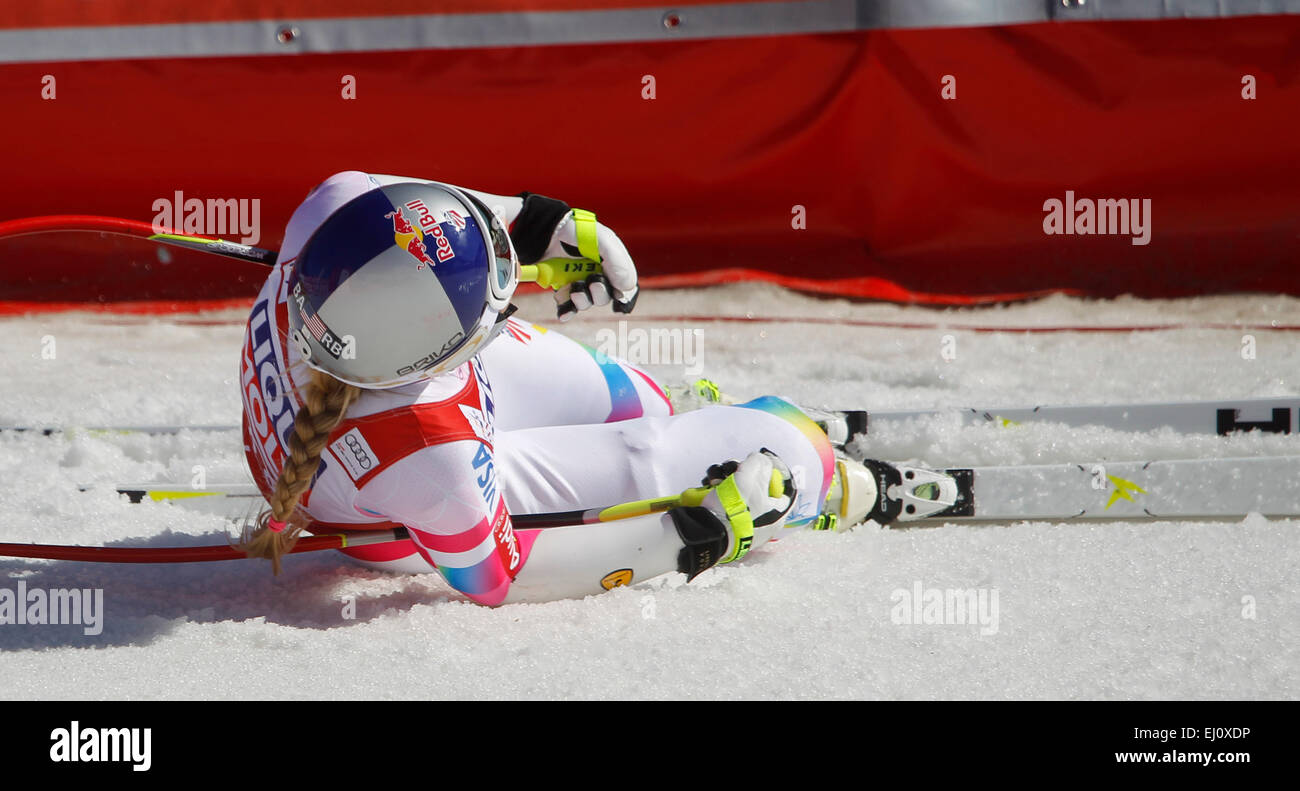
[303,310,327,342]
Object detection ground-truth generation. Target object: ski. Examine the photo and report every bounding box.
[104,454,1300,525]
[852,395,1300,437]
[8,425,238,436]
[20,453,1296,565]
[870,455,1300,524]
[101,482,265,518]
[14,394,1298,438]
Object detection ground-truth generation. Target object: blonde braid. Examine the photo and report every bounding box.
[239,368,361,574]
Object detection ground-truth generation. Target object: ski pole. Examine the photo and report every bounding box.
[0,488,709,564]
[149,230,605,288]
[0,215,606,285]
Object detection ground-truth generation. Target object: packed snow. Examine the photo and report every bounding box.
[1,285,1297,699]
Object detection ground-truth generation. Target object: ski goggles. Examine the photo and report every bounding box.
[444,183,518,314]
[406,183,520,378]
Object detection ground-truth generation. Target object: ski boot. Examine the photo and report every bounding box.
[804,408,870,461]
[666,378,737,413]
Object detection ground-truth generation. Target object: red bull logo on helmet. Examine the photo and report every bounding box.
[385,199,456,270]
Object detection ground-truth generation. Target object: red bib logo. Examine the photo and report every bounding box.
[491,503,521,576]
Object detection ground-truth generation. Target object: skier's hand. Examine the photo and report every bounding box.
[698,449,797,565]
[538,210,639,322]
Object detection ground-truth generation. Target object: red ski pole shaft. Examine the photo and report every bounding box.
[0,528,406,564]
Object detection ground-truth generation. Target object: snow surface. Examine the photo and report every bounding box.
[1,285,1297,700]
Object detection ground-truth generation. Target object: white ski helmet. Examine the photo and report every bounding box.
[286,181,518,389]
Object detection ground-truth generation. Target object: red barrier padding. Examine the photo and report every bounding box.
[1,17,1296,307]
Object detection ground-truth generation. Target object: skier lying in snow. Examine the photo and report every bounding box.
[237,171,886,604]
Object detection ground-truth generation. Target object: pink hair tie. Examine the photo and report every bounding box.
[267,517,288,533]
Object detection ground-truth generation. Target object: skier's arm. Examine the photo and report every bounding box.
[365,172,638,318]
[364,172,563,253]
[365,173,525,226]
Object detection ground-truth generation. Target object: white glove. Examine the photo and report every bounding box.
[539,210,639,321]
[699,449,797,565]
